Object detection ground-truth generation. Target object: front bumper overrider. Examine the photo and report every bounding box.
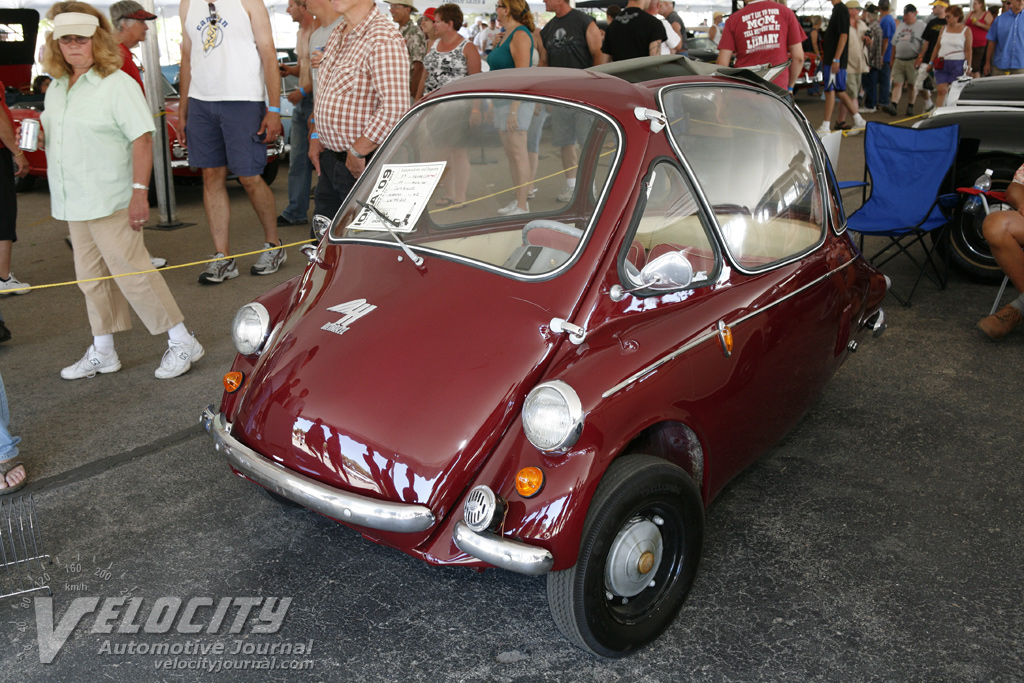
[201,406,556,575]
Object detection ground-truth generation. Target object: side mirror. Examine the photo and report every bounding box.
[312,214,332,240]
[610,251,694,301]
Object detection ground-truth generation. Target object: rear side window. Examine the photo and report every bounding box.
[661,85,827,270]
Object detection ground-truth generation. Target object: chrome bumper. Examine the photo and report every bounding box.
[201,407,435,533]
[453,521,554,576]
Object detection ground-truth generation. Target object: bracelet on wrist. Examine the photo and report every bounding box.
[310,132,319,139]
[299,87,308,97]
[132,183,148,191]
[13,150,24,156]
[268,106,281,114]
[349,147,366,160]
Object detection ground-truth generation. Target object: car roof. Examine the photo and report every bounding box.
[435,57,781,117]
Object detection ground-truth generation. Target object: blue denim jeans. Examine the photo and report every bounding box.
[878,62,892,107]
[312,148,357,240]
[863,68,879,108]
[281,95,315,223]
[0,368,20,462]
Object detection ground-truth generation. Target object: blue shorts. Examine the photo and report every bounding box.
[185,99,267,177]
[493,100,535,133]
[934,58,969,85]
[550,108,592,148]
[822,65,848,93]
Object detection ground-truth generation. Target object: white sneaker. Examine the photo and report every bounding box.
[924,100,935,113]
[198,253,239,284]
[504,205,529,216]
[155,334,205,380]
[150,257,168,269]
[816,122,832,137]
[61,345,121,380]
[860,107,877,114]
[497,201,521,216]
[556,185,575,202]
[0,273,29,295]
[848,114,867,135]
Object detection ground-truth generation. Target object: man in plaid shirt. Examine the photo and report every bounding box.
[308,0,411,228]
[861,3,885,112]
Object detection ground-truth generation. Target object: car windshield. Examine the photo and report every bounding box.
[660,85,827,270]
[329,96,621,278]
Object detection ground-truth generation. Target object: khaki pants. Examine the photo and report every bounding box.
[68,208,183,337]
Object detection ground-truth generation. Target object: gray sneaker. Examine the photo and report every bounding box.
[198,253,239,284]
[251,241,286,276]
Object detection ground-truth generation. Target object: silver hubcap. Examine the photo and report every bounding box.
[604,516,663,598]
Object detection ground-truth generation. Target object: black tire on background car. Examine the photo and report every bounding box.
[14,174,36,192]
[940,157,1021,282]
[261,158,280,186]
[547,454,704,658]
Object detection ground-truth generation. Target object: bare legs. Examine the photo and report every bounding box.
[201,166,279,255]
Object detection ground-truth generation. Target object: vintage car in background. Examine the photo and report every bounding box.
[684,35,718,62]
[9,73,284,192]
[915,74,1024,281]
[202,57,888,657]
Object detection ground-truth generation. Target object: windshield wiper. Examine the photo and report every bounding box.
[355,199,424,266]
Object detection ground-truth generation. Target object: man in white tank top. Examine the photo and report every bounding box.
[177,0,287,284]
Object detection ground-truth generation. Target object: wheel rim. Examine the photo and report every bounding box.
[600,501,685,623]
[952,196,1009,267]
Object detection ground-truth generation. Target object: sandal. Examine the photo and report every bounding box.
[434,197,456,208]
[835,122,853,131]
[0,459,26,496]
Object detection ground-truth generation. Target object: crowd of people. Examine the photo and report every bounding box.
[1,0,1023,495]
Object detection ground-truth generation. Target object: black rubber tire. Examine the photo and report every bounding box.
[547,455,704,658]
[939,156,1021,282]
[261,158,280,186]
[14,174,36,192]
[260,486,302,508]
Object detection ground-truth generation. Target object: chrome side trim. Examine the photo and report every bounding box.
[602,257,859,398]
[202,407,435,533]
[453,521,554,576]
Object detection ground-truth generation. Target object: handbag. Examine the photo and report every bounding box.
[933,56,945,70]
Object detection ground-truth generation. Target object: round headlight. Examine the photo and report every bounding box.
[522,381,583,453]
[231,303,270,356]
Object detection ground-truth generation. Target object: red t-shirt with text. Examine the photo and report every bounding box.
[719,0,806,89]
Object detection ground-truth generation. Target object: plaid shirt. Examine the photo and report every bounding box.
[865,19,884,70]
[314,10,411,153]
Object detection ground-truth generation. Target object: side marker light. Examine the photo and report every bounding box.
[223,371,244,393]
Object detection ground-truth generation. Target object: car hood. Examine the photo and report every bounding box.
[230,242,587,521]
[954,74,1024,107]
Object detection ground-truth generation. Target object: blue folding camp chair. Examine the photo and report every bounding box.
[845,122,960,306]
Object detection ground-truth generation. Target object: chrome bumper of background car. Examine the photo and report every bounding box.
[201,407,435,533]
[453,521,554,576]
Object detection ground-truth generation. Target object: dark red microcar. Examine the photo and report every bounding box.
[203,58,887,658]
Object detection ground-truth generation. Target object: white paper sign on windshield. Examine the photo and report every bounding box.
[351,162,447,233]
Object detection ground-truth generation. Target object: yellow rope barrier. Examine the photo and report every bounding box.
[2,239,315,295]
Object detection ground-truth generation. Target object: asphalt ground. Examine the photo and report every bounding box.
[0,94,1021,682]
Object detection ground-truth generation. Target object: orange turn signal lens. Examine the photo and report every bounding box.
[717,320,733,358]
[223,371,244,393]
[515,467,544,498]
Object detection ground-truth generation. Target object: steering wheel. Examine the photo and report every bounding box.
[522,220,584,246]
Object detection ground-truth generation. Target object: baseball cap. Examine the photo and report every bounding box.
[110,0,157,23]
[423,6,436,19]
[387,0,419,10]
[930,0,949,6]
[52,12,100,38]
[904,3,917,12]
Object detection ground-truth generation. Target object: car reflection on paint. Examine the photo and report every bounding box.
[202,57,888,658]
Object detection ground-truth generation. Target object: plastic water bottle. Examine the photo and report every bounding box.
[964,169,993,214]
